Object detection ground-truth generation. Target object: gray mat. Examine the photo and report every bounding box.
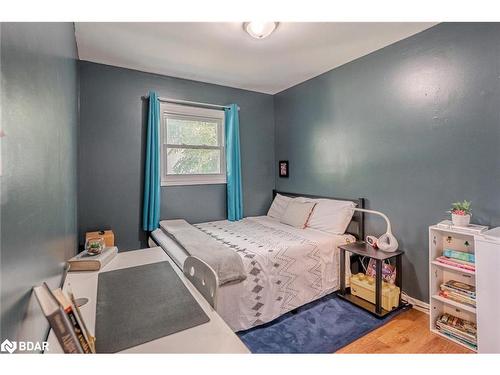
[95,261,210,353]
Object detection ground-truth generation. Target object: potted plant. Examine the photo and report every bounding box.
[449,200,472,226]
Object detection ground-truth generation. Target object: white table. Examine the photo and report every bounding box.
[46,247,249,353]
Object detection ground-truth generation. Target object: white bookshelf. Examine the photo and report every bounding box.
[429,225,478,352]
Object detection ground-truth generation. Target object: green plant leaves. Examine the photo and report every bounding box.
[451,200,472,214]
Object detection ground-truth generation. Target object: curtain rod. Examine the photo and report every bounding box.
[141,96,240,111]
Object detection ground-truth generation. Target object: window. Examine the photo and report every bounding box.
[161,103,226,186]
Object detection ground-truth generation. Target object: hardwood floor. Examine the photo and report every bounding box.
[337,308,474,354]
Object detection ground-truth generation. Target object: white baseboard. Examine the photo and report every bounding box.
[401,292,430,314]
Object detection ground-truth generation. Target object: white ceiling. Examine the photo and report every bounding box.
[75,22,437,94]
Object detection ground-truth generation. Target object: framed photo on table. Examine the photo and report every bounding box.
[279,160,289,178]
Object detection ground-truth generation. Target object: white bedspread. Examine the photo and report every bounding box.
[193,216,354,331]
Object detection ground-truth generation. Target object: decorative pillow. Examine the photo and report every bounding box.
[267,194,292,220]
[305,198,356,234]
[280,201,316,229]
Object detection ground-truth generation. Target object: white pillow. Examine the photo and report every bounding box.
[301,198,356,234]
[267,194,292,220]
[280,201,316,229]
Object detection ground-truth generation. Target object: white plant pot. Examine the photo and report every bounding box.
[452,213,471,227]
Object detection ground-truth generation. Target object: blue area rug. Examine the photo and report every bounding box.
[237,293,406,353]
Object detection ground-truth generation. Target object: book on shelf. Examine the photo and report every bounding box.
[439,330,477,349]
[441,256,475,268]
[437,220,488,234]
[67,290,96,353]
[437,324,477,346]
[34,283,95,353]
[437,322,477,343]
[439,290,476,307]
[435,256,475,271]
[437,313,477,337]
[443,248,475,263]
[440,285,475,300]
[67,246,117,272]
[436,313,477,348]
[33,283,84,353]
[52,288,92,353]
[442,280,476,297]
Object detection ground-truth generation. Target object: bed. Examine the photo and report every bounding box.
[150,190,365,331]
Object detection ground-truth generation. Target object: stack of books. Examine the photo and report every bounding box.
[436,313,477,350]
[34,282,95,353]
[436,248,475,272]
[439,280,476,307]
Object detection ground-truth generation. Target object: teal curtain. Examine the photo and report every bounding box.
[142,91,161,231]
[225,104,243,221]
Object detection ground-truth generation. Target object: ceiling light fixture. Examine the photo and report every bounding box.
[243,22,278,39]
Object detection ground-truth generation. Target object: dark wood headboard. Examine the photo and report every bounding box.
[272,190,365,241]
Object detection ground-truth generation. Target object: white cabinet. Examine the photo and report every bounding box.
[475,230,500,353]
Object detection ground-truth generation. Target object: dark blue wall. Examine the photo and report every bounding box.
[78,61,275,251]
[274,23,500,301]
[1,23,79,343]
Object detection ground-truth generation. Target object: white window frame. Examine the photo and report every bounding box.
[160,102,226,186]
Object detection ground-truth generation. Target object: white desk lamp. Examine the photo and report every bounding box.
[353,208,399,252]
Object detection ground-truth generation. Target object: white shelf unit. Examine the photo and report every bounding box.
[429,225,477,352]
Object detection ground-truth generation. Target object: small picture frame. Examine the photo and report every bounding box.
[279,160,289,178]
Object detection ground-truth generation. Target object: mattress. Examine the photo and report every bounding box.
[151,215,353,331]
